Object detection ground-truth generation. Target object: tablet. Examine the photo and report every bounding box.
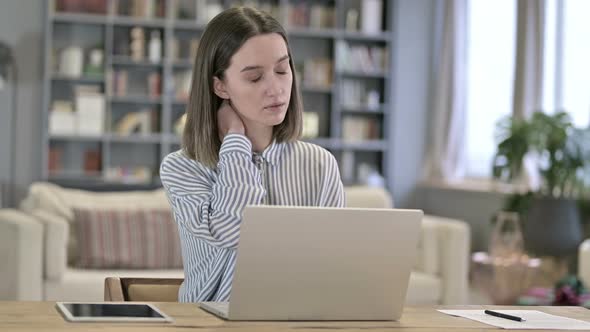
[56,302,173,323]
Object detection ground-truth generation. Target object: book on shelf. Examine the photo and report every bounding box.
[336,41,388,74]
[49,101,76,135]
[340,80,363,109]
[111,70,128,96]
[48,147,63,174]
[170,37,200,62]
[115,0,165,18]
[105,166,153,184]
[302,112,319,139]
[340,79,382,110]
[84,149,102,174]
[342,117,379,141]
[286,3,334,29]
[110,70,161,98]
[302,58,332,89]
[55,0,107,14]
[174,0,195,20]
[147,72,161,97]
[74,85,105,136]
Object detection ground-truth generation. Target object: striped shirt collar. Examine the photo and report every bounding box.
[254,139,286,166]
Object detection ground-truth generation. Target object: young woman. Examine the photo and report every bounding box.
[160,6,345,302]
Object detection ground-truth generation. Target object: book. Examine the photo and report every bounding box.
[148,72,161,97]
[302,58,332,88]
[302,112,319,138]
[84,149,101,173]
[75,90,105,136]
[342,117,379,141]
[48,147,63,173]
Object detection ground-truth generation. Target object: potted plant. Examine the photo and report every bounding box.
[492,111,590,256]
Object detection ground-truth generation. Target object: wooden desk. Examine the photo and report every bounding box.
[1,302,589,331]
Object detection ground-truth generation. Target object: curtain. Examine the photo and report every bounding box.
[512,0,547,190]
[424,0,468,181]
[512,0,546,119]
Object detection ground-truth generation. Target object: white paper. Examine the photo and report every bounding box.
[438,309,590,330]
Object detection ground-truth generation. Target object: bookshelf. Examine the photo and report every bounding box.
[42,0,395,188]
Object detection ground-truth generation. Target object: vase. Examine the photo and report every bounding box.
[489,211,524,258]
[524,197,582,257]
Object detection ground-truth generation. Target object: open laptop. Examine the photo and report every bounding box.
[199,206,423,321]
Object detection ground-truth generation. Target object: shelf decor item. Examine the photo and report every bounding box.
[361,0,383,35]
[130,27,145,61]
[59,46,84,77]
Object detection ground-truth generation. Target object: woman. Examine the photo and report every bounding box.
[160,6,345,302]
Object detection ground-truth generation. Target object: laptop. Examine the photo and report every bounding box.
[199,206,423,321]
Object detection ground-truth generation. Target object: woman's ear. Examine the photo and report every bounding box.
[213,76,230,99]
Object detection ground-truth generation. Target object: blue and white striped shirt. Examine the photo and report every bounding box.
[160,134,345,302]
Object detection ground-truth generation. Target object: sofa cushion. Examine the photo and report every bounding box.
[74,208,183,269]
[405,271,442,305]
[344,186,393,209]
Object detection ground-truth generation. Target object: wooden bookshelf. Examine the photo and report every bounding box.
[42,0,395,188]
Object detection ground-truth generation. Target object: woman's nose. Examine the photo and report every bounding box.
[264,75,284,97]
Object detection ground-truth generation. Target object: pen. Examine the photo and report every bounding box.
[484,310,526,322]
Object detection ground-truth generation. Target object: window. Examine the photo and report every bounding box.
[463,0,590,180]
[560,0,590,127]
[464,0,517,177]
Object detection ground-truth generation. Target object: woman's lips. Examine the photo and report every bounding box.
[264,102,286,111]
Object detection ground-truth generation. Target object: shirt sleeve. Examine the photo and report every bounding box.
[317,152,346,207]
[160,134,265,249]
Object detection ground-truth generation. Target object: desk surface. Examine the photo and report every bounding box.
[1,302,589,332]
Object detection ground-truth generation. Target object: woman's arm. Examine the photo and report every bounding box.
[160,134,265,249]
[318,153,346,207]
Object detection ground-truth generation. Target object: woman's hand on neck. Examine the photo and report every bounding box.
[217,100,274,153]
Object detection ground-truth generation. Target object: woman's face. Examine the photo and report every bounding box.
[214,33,293,131]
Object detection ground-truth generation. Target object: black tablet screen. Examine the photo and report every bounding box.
[62,303,165,318]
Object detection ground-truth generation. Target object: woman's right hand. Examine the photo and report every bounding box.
[217,100,245,138]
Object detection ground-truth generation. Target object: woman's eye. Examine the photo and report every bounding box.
[250,76,262,83]
[276,71,288,75]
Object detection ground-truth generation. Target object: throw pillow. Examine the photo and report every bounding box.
[73,208,183,269]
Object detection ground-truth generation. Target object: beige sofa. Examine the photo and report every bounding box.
[579,239,590,286]
[0,182,470,305]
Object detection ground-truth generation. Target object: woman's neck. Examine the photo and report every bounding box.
[245,125,273,153]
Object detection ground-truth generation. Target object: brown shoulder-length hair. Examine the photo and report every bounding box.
[182,6,303,169]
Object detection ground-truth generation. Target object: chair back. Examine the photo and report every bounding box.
[104,277,183,301]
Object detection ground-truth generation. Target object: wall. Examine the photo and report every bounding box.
[0,1,44,207]
[389,0,435,208]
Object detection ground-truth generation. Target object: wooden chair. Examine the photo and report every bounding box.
[104,277,184,301]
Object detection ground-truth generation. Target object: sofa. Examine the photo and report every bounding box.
[579,239,590,286]
[0,182,470,305]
